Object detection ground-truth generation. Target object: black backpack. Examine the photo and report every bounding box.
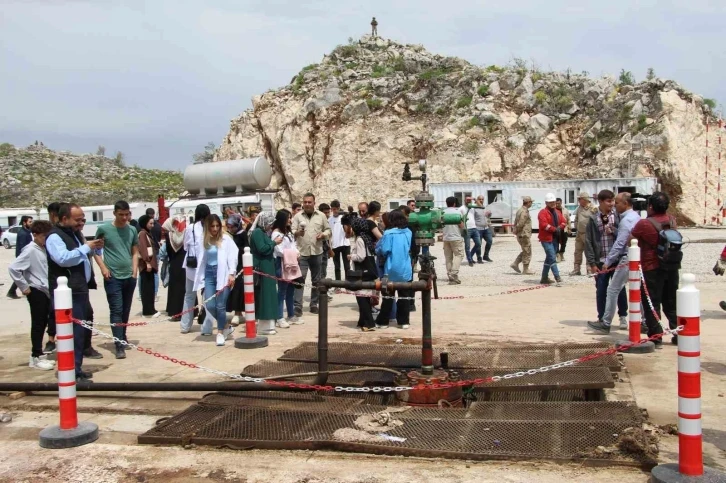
[647,217,683,269]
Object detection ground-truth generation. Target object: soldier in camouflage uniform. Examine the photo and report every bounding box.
[371,17,378,37]
[510,196,535,275]
[570,191,598,275]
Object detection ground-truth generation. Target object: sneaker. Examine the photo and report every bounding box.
[468,261,474,267]
[375,324,389,330]
[554,276,563,286]
[200,332,213,336]
[483,257,493,263]
[38,354,55,365]
[115,346,126,359]
[476,260,484,264]
[223,326,236,338]
[43,341,56,354]
[152,312,162,318]
[720,301,726,312]
[259,328,277,335]
[310,306,319,314]
[231,315,240,326]
[216,333,225,346]
[29,356,54,371]
[399,324,410,329]
[569,269,581,276]
[619,316,628,330]
[7,292,21,300]
[83,348,103,359]
[288,316,305,325]
[275,319,291,329]
[587,320,611,334]
[540,278,553,285]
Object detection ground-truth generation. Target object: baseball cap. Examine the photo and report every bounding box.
[578,191,590,200]
[522,196,532,203]
[544,193,556,202]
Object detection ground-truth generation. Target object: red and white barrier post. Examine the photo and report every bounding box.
[234,247,268,349]
[39,277,99,449]
[617,239,654,353]
[651,274,725,482]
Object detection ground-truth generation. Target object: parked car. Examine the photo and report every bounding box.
[2,225,20,249]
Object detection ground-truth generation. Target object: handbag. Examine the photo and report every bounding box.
[186,224,198,268]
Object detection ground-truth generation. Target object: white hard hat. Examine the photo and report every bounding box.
[544,193,556,202]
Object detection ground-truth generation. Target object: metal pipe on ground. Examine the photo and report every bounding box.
[0,383,317,392]
[320,279,428,292]
[420,273,434,375]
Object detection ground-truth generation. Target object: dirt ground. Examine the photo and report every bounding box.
[0,229,724,482]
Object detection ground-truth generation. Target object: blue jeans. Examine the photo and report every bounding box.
[103,276,137,346]
[276,258,295,319]
[541,242,560,279]
[479,228,493,259]
[467,228,481,262]
[601,261,628,325]
[204,264,230,331]
[180,275,213,333]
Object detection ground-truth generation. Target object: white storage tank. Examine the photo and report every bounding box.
[183,158,273,195]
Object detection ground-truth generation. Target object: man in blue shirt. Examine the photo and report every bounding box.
[46,203,104,382]
[589,193,641,333]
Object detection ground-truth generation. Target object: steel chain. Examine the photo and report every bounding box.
[71,318,682,393]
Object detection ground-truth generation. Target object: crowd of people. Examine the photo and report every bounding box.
[5,190,688,381]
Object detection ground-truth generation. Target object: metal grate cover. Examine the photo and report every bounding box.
[278,342,621,371]
[139,400,644,463]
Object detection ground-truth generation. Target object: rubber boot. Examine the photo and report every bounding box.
[522,264,535,275]
[510,261,521,274]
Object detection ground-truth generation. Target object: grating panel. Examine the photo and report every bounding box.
[140,404,643,462]
[278,342,621,370]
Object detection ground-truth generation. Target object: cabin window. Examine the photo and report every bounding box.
[389,201,400,210]
[565,190,576,204]
[92,211,104,222]
[618,186,635,194]
[454,191,472,207]
[487,190,503,204]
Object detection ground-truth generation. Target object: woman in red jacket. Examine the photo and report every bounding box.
[538,193,567,285]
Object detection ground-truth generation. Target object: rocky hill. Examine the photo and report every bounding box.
[0,143,184,208]
[216,35,717,224]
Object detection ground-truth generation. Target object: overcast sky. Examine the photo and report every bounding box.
[1,1,724,171]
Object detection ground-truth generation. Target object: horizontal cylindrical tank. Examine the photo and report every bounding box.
[183,158,272,195]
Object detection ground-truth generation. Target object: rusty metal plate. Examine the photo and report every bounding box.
[278,342,621,371]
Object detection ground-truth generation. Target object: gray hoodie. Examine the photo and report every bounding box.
[8,243,49,297]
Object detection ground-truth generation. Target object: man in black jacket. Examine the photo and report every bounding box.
[46,203,104,382]
[7,215,34,299]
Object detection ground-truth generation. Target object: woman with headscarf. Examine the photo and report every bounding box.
[137,215,160,317]
[162,216,186,320]
[349,216,378,331]
[225,213,248,324]
[249,211,279,335]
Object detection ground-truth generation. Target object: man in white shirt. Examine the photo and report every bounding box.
[444,197,465,285]
[328,200,350,284]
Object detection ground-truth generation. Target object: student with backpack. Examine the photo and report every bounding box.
[631,192,683,345]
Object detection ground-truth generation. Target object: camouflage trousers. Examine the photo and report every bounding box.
[513,234,532,266]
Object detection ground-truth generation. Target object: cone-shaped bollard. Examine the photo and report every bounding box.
[235,248,268,349]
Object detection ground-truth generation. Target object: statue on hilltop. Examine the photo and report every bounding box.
[371,17,378,37]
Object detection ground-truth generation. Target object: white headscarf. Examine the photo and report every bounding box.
[248,211,275,241]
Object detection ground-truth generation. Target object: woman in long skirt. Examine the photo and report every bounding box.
[225,214,248,325]
[162,216,186,320]
[138,215,160,317]
[249,211,279,335]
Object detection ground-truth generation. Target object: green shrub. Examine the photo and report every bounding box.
[704,98,717,109]
[618,69,635,86]
[463,139,479,153]
[531,71,543,83]
[344,62,359,70]
[366,98,383,110]
[468,116,481,128]
[371,63,387,78]
[456,96,473,108]
[477,85,489,97]
[419,67,451,81]
[0,143,15,156]
[435,107,448,116]
[391,57,406,72]
[534,91,548,104]
[333,44,357,58]
[553,94,573,111]
[484,65,505,74]
[301,64,318,72]
[637,114,648,131]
